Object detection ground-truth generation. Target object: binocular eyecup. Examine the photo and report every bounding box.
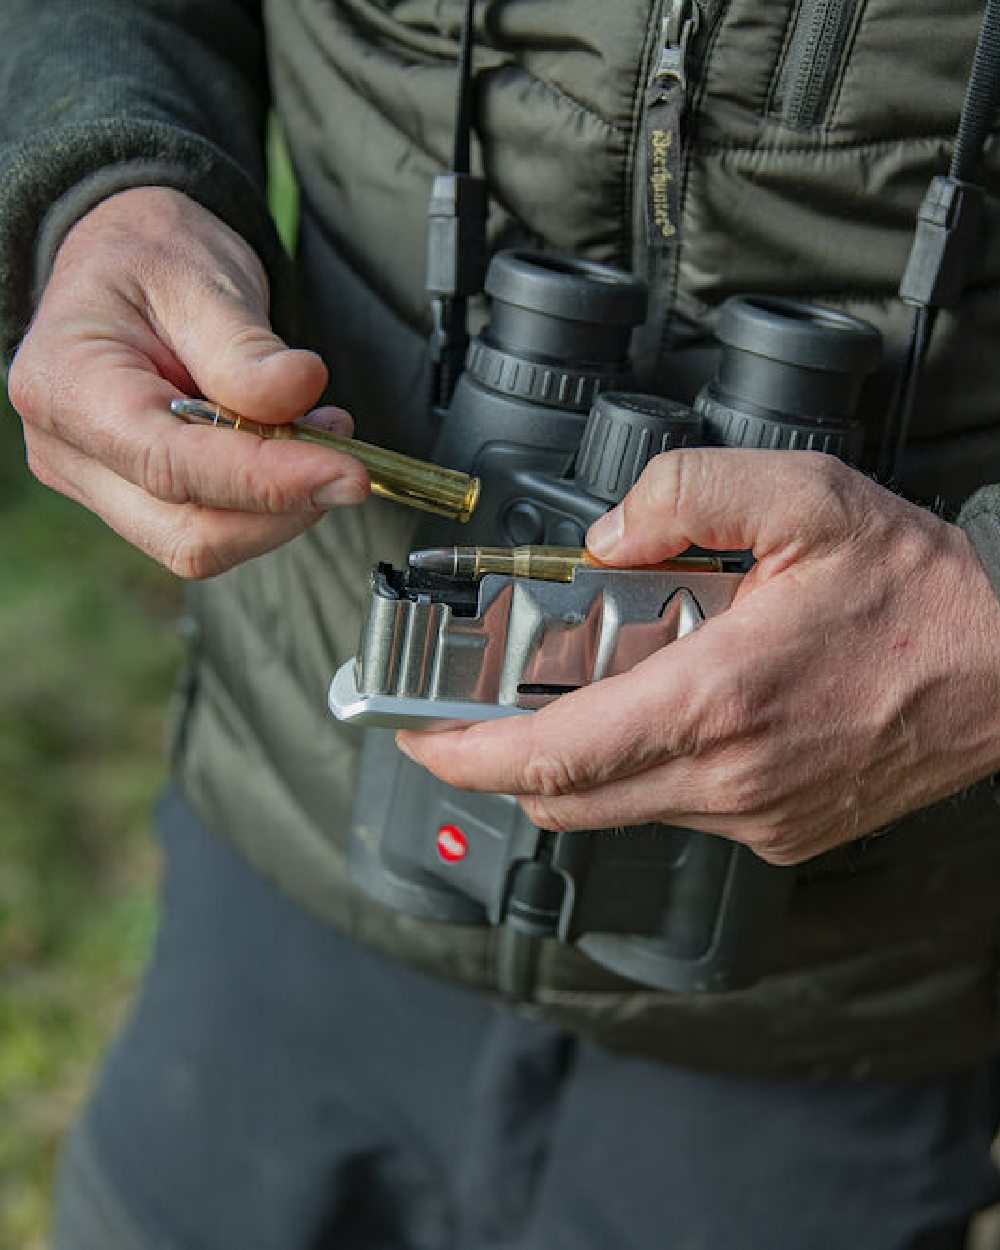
[475,250,880,481]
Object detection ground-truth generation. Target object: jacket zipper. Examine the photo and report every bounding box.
[658,0,701,87]
[632,0,723,387]
[643,0,703,248]
[773,0,862,130]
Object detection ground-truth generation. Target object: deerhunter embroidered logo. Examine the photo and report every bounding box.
[644,88,683,248]
[649,128,676,240]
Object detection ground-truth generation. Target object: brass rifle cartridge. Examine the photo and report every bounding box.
[407,545,725,583]
[169,398,480,522]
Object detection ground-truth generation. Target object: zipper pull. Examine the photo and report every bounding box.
[645,0,699,248]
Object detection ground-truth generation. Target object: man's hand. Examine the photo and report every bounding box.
[397,450,1000,865]
[8,186,370,578]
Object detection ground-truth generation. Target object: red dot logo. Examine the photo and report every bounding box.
[436,824,469,863]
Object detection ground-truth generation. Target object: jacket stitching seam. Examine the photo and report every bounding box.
[504,63,627,138]
[310,48,626,157]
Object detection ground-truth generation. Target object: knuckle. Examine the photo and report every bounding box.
[805,450,848,497]
[637,448,684,510]
[521,742,581,799]
[238,463,296,514]
[629,447,710,533]
[223,320,277,358]
[798,452,858,528]
[138,439,188,504]
[701,736,776,820]
[662,446,704,500]
[713,766,772,820]
[163,528,227,581]
[7,345,49,424]
[745,823,801,866]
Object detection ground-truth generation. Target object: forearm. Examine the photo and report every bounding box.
[0,0,292,366]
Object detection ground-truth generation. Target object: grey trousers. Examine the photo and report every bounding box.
[52,788,1000,1250]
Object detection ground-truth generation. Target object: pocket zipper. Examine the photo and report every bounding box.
[773,0,862,130]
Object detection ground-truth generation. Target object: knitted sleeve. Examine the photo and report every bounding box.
[0,0,295,368]
[958,485,1000,603]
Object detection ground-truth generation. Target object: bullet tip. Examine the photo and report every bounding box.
[407,548,456,575]
[171,397,224,423]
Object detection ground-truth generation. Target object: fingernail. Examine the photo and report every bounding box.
[586,504,624,559]
[313,479,366,508]
[301,406,354,437]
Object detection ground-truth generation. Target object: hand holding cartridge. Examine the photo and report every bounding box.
[8,186,372,578]
[336,246,998,993]
[398,447,1000,866]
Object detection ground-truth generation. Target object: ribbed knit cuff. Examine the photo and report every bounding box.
[0,120,296,369]
[958,485,1000,604]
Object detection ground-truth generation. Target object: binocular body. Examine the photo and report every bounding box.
[331,250,881,994]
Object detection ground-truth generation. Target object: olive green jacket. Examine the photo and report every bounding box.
[2,0,1000,1077]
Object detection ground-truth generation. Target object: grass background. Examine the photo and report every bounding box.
[0,401,181,1247]
[0,122,297,1248]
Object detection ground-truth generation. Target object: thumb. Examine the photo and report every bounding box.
[585,448,859,566]
[53,185,331,425]
[164,282,329,424]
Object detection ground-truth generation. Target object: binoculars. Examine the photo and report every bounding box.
[331,249,881,995]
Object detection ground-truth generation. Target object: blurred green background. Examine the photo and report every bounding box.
[0,122,297,1248]
[0,387,180,1248]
